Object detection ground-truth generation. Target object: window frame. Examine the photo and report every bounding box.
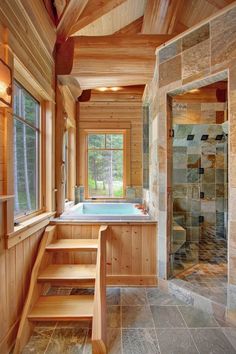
[13,80,44,221]
[85,129,128,200]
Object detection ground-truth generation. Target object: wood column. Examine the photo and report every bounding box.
[55,84,66,216]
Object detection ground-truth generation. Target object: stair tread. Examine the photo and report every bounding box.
[46,239,99,251]
[28,295,94,320]
[38,264,96,280]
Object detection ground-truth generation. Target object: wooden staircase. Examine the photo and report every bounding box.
[13,224,108,354]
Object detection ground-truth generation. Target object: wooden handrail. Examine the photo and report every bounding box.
[92,225,108,354]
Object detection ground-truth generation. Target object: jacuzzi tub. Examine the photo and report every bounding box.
[59,202,150,221]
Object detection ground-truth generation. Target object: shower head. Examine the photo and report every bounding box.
[215,135,223,140]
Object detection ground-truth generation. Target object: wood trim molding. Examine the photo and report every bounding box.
[6,212,55,249]
[79,128,131,199]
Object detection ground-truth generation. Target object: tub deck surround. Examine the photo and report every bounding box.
[143,2,236,308]
[49,222,157,286]
[59,202,151,221]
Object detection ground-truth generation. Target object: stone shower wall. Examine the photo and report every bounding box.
[142,3,236,295]
[173,123,228,243]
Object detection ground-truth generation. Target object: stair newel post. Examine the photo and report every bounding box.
[92,225,108,354]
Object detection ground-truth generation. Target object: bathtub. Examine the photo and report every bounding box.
[59,202,150,221]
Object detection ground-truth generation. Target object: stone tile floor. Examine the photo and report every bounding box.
[175,234,228,305]
[22,287,236,354]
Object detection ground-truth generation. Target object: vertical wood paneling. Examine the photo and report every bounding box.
[131,226,142,274]
[0,230,44,353]
[53,223,157,283]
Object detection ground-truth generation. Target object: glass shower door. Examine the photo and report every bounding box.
[170,124,200,276]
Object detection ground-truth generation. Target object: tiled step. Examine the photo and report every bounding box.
[38,264,96,282]
[28,295,94,321]
[46,239,99,252]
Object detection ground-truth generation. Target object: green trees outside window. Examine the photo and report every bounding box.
[87,133,124,198]
[13,82,40,216]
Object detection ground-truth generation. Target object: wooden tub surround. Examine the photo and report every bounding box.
[14,225,108,354]
[51,222,158,286]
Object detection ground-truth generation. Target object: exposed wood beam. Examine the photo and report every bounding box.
[54,0,68,19]
[78,90,91,102]
[42,0,58,24]
[205,0,235,9]
[57,0,89,41]
[68,0,127,36]
[142,0,185,34]
[56,34,174,89]
[58,75,82,100]
[114,16,144,35]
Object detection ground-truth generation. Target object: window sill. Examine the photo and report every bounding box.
[6,211,56,249]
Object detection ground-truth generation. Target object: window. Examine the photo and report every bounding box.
[13,81,40,217]
[87,132,124,198]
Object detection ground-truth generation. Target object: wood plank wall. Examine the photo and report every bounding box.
[0,2,56,353]
[54,223,157,286]
[79,88,143,196]
[0,230,44,353]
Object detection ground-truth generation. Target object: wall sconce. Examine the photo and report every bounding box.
[0,58,12,108]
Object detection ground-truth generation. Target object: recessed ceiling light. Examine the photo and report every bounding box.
[111,87,122,91]
[97,87,108,92]
[189,89,200,93]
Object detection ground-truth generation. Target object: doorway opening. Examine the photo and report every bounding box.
[169,80,228,303]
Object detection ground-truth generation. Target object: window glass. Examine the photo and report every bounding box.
[87,133,124,198]
[106,134,123,149]
[13,82,40,216]
[88,134,105,149]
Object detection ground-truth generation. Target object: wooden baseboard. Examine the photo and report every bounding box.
[106,275,158,286]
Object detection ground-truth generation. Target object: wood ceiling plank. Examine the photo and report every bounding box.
[142,0,185,34]
[114,16,144,35]
[57,0,89,40]
[68,0,127,36]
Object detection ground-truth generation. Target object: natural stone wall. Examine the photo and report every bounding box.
[143,4,236,295]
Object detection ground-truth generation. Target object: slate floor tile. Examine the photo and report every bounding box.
[22,328,54,354]
[122,328,160,354]
[222,328,236,350]
[147,288,185,306]
[121,287,147,305]
[45,327,88,354]
[150,306,186,328]
[156,328,198,354]
[191,328,236,354]
[107,306,121,328]
[106,287,121,306]
[107,328,122,354]
[122,306,155,328]
[178,305,219,328]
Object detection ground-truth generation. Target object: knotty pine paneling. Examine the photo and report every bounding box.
[54,223,157,285]
[79,100,143,189]
[0,229,44,354]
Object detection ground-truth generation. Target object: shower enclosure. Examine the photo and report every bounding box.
[170,122,228,276]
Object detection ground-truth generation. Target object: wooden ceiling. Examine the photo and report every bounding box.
[43,0,235,95]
